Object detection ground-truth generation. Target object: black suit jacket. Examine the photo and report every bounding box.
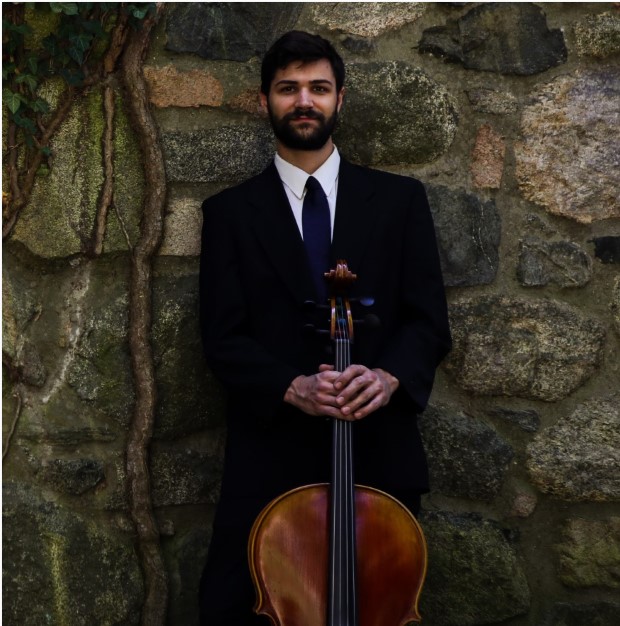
[200,159,451,526]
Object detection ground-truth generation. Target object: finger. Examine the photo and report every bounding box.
[333,364,368,390]
[318,363,335,372]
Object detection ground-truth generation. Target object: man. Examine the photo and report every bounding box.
[199,31,451,625]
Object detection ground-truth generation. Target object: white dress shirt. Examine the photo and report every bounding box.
[274,147,340,239]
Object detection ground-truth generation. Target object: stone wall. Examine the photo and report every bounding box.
[3,3,620,625]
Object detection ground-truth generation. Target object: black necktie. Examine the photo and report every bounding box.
[302,176,331,301]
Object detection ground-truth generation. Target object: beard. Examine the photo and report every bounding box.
[268,105,338,151]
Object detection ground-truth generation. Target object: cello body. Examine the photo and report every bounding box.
[248,262,428,626]
[249,483,427,626]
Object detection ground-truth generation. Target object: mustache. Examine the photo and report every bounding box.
[283,109,325,122]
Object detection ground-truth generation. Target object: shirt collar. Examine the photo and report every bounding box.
[274,147,340,200]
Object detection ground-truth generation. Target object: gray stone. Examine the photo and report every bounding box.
[165,527,212,626]
[466,88,519,114]
[420,512,530,625]
[527,396,620,501]
[444,296,606,401]
[420,405,513,501]
[426,184,501,286]
[335,62,458,165]
[515,69,620,224]
[151,441,223,507]
[39,458,105,495]
[556,517,620,589]
[165,3,302,61]
[418,3,567,75]
[592,236,620,264]
[161,123,274,183]
[312,2,426,38]
[486,407,540,433]
[152,259,227,438]
[574,12,620,59]
[517,237,593,288]
[10,87,142,259]
[2,482,142,625]
[540,601,620,626]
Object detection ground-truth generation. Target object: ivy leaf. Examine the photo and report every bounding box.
[50,3,79,15]
[3,89,22,114]
[13,110,37,134]
[81,19,105,36]
[68,32,93,65]
[42,34,60,56]
[27,56,38,75]
[40,146,52,157]
[2,62,17,81]
[15,73,38,91]
[30,98,51,114]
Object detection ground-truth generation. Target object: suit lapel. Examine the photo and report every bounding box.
[250,163,316,302]
[331,159,378,277]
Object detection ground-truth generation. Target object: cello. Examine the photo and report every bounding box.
[248,261,427,626]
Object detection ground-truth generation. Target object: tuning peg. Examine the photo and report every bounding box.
[353,314,381,329]
[303,300,330,312]
[349,297,375,307]
[303,324,330,338]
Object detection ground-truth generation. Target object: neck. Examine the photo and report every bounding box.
[276,139,335,174]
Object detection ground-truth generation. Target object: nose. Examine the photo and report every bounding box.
[296,88,313,109]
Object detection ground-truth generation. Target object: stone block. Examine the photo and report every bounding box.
[419,3,566,75]
[592,236,620,264]
[486,407,541,433]
[2,482,143,625]
[144,65,224,108]
[39,458,106,495]
[574,12,620,58]
[470,123,505,189]
[420,405,513,501]
[517,237,593,288]
[312,2,426,38]
[420,512,530,625]
[165,3,302,61]
[556,517,620,589]
[515,69,620,224]
[466,88,518,114]
[335,62,458,166]
[527,396,620,501]
[444,296,606,401]
[161,123,274,183]
[425,184,501,287]
[540,601,620,626]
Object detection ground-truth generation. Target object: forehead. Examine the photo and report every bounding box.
[271,58,336,86]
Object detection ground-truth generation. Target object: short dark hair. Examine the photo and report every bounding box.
[260,31,345,95]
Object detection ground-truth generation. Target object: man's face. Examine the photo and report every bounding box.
[260,59,344,151]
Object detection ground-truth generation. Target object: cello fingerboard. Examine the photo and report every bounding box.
[328,299,359,626]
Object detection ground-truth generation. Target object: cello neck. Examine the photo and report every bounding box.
[328,296,359,626]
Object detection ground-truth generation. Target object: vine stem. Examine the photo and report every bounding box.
[119,7,168,626]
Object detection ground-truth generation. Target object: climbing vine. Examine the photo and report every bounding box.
[3,4,169,625]
[2,2,156,238]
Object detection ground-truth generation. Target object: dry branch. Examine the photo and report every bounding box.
[119,7,169,626]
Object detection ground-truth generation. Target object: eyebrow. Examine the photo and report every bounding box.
[274,78,334,87]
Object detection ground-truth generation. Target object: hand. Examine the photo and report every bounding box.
[283,364,343,418]
[284,364,399,421]
[333,365,399,421]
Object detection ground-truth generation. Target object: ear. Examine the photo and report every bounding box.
[258,90,268,114]
[336,87,345,113]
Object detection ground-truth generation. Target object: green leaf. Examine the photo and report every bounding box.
[13,110,37,134]
[42,34,60,56]
[26,56,38,75]
[40,146,52,157]
[50,3,79,15]
[15,74,38,91]
[68,32,93,65]
[30,98,51,114]
[3,89,22,114]
[2,62,17,81]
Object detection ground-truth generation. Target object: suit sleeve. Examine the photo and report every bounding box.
[199,194,301,412]
[373,179,451,413]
